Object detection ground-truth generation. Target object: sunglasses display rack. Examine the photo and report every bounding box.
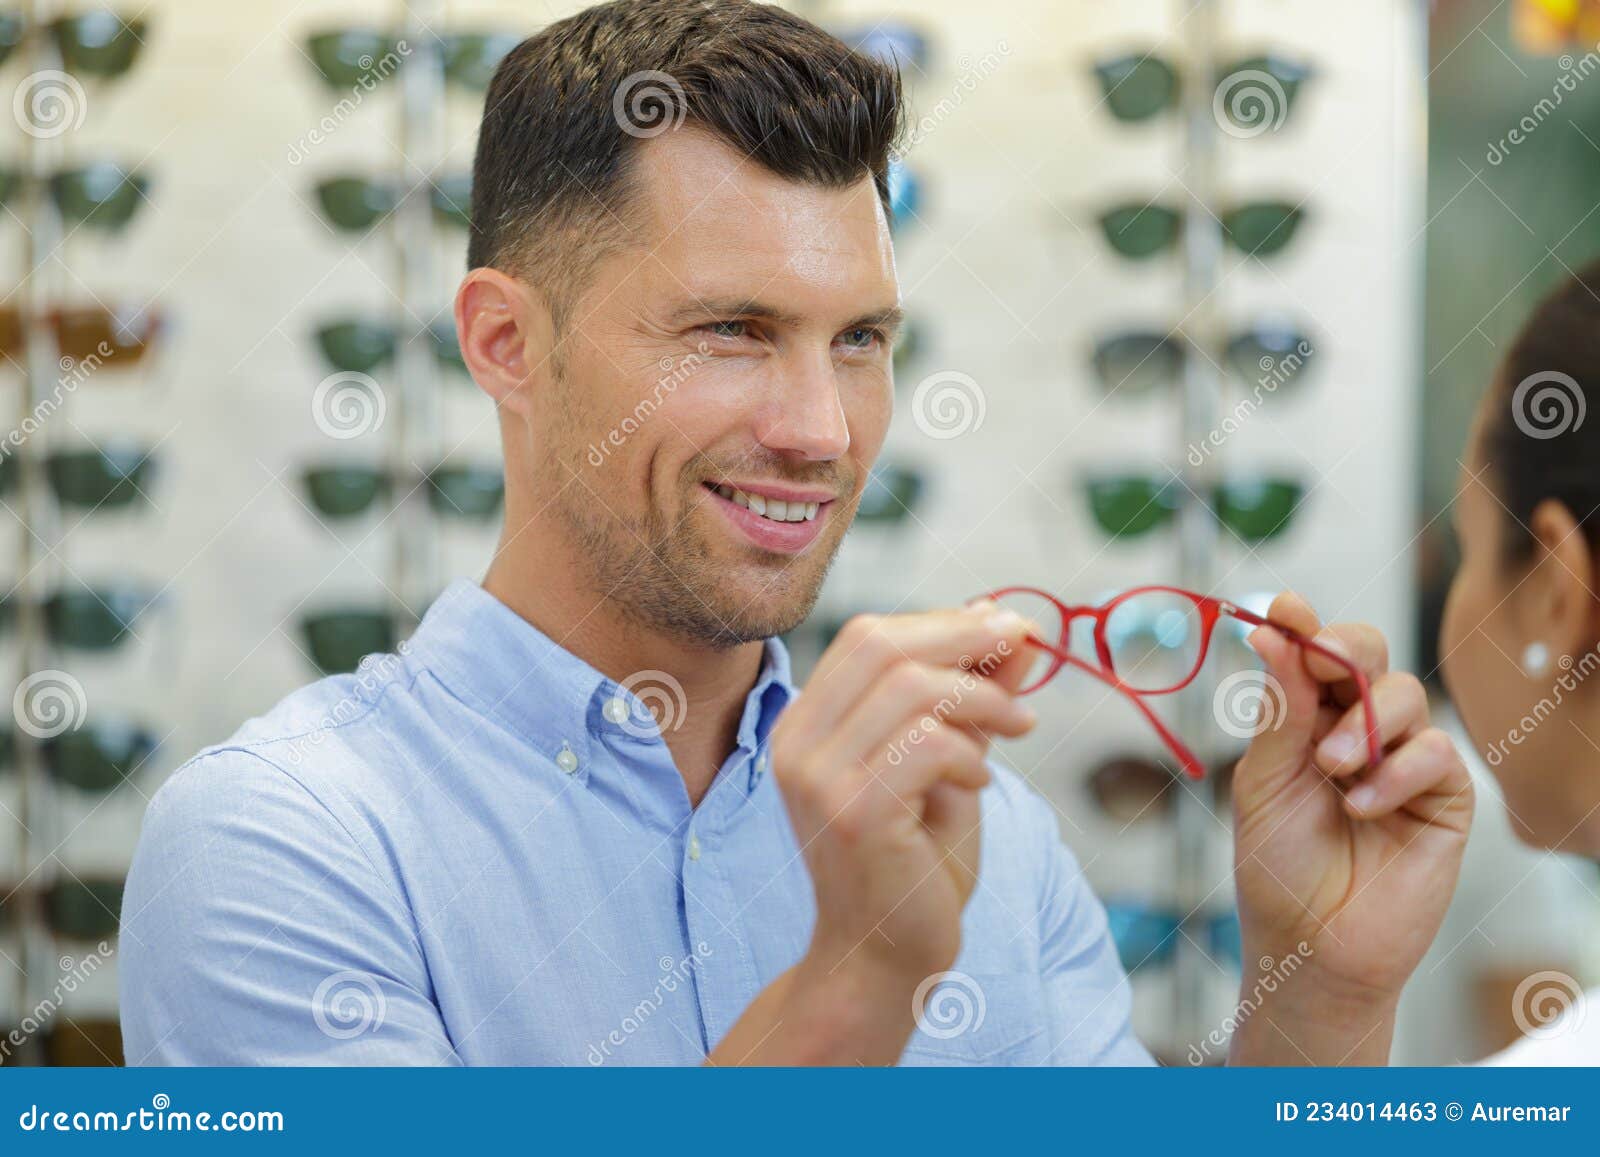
[3,6,154,1065]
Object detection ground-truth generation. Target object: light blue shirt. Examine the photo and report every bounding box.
[119,580,1150,1066]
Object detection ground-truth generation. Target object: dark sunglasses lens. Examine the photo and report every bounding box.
[0,451,17,496]
[306,30,400,89]
[302,465,388,518]
[426,464,504,520]
[50,164,149,231]
[49,306,162,368]
[1084,475,1177,538]
[0,11,22,69]
[1215,55,1310,133]
[315,176,398,232]
[47,446,154,508]
[1098,204,1181,260]
[53,13,147,79]
[440,32,519,90]
[45,720,155,792]
[1092,332,1184,395]
[1088,755,1176,823]
[1223,202,1303,256]
[1106,904,1180,972]
[1104,589,1203,691]
[0,167,20,210]
[47,877,123,940]
[1216,478,1302,542]
[856,465,924,525]
[430,175,472,229]
[1095,54,1178,122]
[46,1018,124,1066]
[46,587,147,650]
[1225,325,1314,389]
[301,609,397,675]
[315,320,396,375]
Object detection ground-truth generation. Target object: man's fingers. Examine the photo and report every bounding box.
[1341,727,1473,826]
[1301,622,1390,689]
[1313,671,1427,776]
[833,660,1036,762]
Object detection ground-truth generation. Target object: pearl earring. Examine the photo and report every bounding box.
[1522,641,1551,677]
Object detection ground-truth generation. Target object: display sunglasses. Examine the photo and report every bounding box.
[312,174,471,233]
[0,161,151,232]
[44,717,157,792]
[45,1018,124,1067]
[1091,323,1315,397]
[1097,200,1305,260]
[978,584,1380,779]
[304,29,518,92]
[46,444,157,509]
[1091,52,1312,125]
[1105,902,1242,972]
[300,607,400,675]
[46,304,164,368]
[42,584,158,650]
[52,11,147,79]
[1083,473,1304,543]
[46,875,123,941]
[300,461,503,521]
[314,317,467,376]
[854,463,925,526]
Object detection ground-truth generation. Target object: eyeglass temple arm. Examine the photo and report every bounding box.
[1222,608,1384,769]
[1024,634,1206,780]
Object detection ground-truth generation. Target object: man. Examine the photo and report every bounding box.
[120,0,1472,1065]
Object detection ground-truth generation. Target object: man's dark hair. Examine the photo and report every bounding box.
[468,0,903,329]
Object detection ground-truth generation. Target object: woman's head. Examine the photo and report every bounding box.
[1442,260,1600,853]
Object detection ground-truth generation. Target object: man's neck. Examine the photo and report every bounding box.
[482,541,766,808]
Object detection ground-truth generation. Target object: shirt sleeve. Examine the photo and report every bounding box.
[118,748,461,1066]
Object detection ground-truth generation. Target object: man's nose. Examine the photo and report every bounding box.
[756,351,851,461]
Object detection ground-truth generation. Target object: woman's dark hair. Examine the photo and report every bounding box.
[469,0,903,328]
[1482,258,1600,562]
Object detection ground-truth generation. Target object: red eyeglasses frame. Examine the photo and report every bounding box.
[982,585,1382,780]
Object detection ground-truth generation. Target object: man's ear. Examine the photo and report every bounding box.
[1523,498,1599,661]
[453,268,555,418]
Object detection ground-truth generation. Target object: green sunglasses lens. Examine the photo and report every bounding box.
[1225,324,1314,389]
[315,319,396,375]
[0,11,23,69]
[1085,475,1179,538]
[1222,201,1304,257]
[45,719,156,792]
[45,586,149,650]
[305,29,401,89]
[1215,54,1311,132]
[52,12,147,79]
[1092,332,1185,395]
[1094,53,1179,122]
[0,451,17,496]
[49,163,150,232]
[1098,203,1182,260]
[440,31,519,91]
[302,465,389,518]
[856,465,924,525]
[430,174,472,229]
[430,319,467,375]
[47,877,123,941]
[46,445,155,509]
[0,167,21,211]
[301,609,398,675]
[427,464,504,521]
[1214,477,1302,542]
[314,176,399,232]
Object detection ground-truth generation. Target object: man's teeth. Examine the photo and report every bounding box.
[713,484,820,522]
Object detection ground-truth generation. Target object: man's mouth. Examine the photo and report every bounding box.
[708,483,821,524]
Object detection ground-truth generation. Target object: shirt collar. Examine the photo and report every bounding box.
[407,580,796,792]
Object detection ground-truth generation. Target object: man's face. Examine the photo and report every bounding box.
[531,128,900,647]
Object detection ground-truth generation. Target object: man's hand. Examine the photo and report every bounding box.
[709,603,1037,1066]
[1229,592,1473,1065]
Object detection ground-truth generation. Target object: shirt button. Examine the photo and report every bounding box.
[755,751,769,775]
[688,833,702,861]
[555,744,579,774]
[603,697,629,725]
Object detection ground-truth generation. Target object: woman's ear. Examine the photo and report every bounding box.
[453,269,556,419]
[1523,498,1598,663]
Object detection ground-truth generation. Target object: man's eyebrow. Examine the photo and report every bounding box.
[849,305,905,336]
[664,299,905,336]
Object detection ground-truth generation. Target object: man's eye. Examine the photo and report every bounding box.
[709,320,748,339]
[839,327,880,350]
